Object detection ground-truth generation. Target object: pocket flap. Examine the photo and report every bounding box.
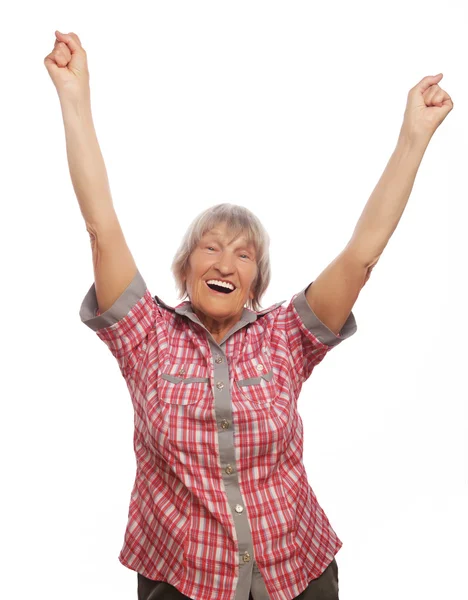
[235,356,274,387]
[160,362,210,385]
[158,362,211,405]
[237,369,273,386]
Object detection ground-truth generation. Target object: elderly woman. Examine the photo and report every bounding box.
[45,31,453,600]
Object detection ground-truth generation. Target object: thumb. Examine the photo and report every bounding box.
[414,73,443,95]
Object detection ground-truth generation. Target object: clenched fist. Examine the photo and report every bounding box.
[44,31,90,98]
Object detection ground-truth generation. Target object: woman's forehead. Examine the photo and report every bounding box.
[203,227,253,246]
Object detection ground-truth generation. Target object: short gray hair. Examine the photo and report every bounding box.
[171,203,271,312]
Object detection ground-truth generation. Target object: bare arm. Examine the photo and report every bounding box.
[305,74,453,336]
[306,133,429,336]
[88,223,138,314]
[60,92,137,313]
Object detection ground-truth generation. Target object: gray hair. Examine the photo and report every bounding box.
[171,203,271,312]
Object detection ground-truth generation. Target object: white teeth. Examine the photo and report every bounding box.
[206,279,235,290]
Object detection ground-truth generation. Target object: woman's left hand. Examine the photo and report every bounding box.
[401,73,454,143]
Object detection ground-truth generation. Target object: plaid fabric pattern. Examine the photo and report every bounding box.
[80,269,357,600]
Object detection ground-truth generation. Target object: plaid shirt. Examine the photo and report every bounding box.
[80,269,357,600]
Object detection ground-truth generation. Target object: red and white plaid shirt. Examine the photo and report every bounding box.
[80,269,357,600]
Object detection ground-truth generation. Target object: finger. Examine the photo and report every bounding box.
[54,39,68,52]
[440,94,453,107]
[51,39,70,60]
[55,31,85,55]
[423,86,440,104]
[427,87,449,106]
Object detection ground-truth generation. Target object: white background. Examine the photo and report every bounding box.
[1,1,467,598]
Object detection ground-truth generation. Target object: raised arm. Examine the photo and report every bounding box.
[306,74,453,336]
[45,31,137,314]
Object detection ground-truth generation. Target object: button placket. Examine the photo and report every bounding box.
[208,341,256,580]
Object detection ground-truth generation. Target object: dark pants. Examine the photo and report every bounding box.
[138,558,339,599]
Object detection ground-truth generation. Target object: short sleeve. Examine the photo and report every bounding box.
[79,269,157,377]
[285,281,357,384]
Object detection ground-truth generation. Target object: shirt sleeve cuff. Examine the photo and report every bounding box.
[292,282,357,348]
[79,269,148,332]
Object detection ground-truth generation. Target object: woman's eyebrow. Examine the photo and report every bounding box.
[233,241,255,251]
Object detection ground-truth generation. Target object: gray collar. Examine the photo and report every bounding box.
[154,295,286,328]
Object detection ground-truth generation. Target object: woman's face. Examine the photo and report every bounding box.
[184,222,258,328]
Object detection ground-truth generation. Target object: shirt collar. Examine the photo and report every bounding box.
[153,295,286,325]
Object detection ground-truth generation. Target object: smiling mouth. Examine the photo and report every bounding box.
[205,281,235,295]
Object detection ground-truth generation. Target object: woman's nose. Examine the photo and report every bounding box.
[215,252,235,272]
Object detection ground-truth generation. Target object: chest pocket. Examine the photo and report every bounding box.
[235,355,278,404]
[158,363,211,405]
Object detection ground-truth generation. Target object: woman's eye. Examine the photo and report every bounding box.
[206,246,249,259]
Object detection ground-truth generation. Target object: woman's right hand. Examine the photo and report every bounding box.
[44,31,90,98]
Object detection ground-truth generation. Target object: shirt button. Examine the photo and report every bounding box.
[221,419,230,429]
[225,465,233,474]
[242,552,251,563]
[256,364,264,371]
[235,504,244,514]
[216,381,224,390]
[215,356,223,364]
[179,368,186,376]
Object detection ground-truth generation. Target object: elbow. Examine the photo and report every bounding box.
[363,259,379,286]
[86,222,97,240]
[346,233,385,271]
